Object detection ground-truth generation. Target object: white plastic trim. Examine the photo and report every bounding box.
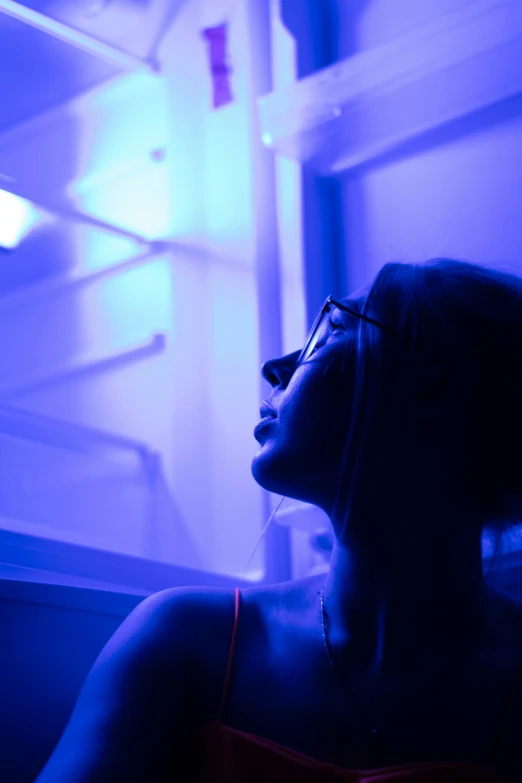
[258,0,522,174]
[0,0,160,72]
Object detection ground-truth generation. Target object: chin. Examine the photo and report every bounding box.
[251,457,283,495]
[250,463,323,513]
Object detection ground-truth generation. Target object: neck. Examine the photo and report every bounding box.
[322,526,488,678]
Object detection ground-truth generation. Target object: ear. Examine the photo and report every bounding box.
[410,354,477,419]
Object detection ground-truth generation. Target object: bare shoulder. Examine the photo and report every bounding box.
[83,585,241,729]
[241,573,324,606]
[153,584,237,630]
[33,586,238,783]
[150,585,239,674]
[106,586,234,662]
[175,578,318,726]
[241,573,325,629]
[165,575,318,635]
[155,585,240,651]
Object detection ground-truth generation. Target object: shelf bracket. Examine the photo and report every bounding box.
[0,0,161,73]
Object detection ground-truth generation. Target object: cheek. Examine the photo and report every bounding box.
[281,351,354,453]
[322,342,356,381]
[320,353,355,417]
[286,392,350,463]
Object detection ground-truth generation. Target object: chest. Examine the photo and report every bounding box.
[196,588,522,781]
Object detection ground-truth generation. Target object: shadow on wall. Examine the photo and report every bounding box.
[346,92,522,181]
[280,0,372,72]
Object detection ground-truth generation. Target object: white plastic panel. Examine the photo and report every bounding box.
[258,0,522,175]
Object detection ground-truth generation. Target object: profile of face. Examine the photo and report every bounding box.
[251,293,367,518]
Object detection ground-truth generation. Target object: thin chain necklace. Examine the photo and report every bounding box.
[319,582,484,756]
[320,583,380,750]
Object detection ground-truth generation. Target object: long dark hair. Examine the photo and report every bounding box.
[247,258,522,579]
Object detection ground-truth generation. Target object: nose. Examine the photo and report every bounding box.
[261,350,301,387]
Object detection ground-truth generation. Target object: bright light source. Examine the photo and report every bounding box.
[262,132,273,146]
[0,189,43,249]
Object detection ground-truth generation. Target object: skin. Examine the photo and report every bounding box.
[251,289,491,681]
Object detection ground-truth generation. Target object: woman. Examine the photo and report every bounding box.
[35,258,522,782]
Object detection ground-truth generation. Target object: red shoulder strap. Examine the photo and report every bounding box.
[215,588,241,723]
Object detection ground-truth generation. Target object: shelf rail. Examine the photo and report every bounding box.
[0,0,161,73]
[0,401,156,464]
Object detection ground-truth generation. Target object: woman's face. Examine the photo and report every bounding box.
[251,296,364,516]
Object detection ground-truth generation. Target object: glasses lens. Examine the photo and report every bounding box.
[299,308,332,364]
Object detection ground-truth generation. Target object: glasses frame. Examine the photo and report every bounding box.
[296,295,411,366]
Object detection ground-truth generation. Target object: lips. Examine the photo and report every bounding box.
[254,416,276,439]
[259,402,277,419]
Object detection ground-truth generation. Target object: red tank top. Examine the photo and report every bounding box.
[190,587,520,781]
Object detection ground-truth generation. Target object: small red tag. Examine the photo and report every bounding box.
[201,23,234,109]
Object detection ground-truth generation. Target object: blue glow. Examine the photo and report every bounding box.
[75,230,141,275]
[71,72,175,242]
[0,189,45,249]
[262,132,273,146]
[82,258,174,351]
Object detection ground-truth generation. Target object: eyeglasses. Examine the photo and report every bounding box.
[296,295,409,366]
